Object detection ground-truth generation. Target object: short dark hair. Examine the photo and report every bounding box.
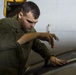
[21,1,40,19]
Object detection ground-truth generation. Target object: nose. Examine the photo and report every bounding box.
[30,23,35,28]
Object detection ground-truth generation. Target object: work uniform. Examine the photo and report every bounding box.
[0,15,53,75]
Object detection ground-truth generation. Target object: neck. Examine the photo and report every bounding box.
[18,17,22,28]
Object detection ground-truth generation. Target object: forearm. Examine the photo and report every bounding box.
[17,32,39,45]
[32,39,52,59]
[17,32,58,47]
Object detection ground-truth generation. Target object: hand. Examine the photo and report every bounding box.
[38,33,59,48]
[50,56,67,66]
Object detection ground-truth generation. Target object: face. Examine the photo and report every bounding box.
[18,11,38,31]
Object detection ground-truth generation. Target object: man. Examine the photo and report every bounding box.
[0,1,67,75]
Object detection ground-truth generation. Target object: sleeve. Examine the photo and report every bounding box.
[0,21,21,50]
[32,38,53,60]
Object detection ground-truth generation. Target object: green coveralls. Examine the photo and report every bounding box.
[0,15,52,75]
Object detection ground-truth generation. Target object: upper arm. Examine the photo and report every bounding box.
[0,20,19,50]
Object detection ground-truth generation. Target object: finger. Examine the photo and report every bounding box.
[56,59,67,65]
[56,61,63,65]
[48,33,54,48]
[47,34,53,45]
[47,36,51,45]
[52,34,59,41]
[50,37,54,48]
[59,60,68,65]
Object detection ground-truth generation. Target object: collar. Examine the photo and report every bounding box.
[9,15,22,33]
[11,15,21,29]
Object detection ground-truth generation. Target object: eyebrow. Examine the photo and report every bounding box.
[26,19,38,23]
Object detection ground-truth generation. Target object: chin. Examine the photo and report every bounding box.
[26,29,31,32]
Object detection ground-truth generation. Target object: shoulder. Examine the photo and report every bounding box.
[0,18,10,23]
[0,18,17,25]
[0,18,11,30]
[0,18,19,29]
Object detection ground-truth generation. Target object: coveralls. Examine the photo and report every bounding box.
[0,15,53,75]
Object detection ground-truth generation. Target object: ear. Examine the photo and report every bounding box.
[18,12,23,19]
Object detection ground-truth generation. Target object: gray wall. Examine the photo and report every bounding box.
[0,0,5,18]
[27,0,76,32]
